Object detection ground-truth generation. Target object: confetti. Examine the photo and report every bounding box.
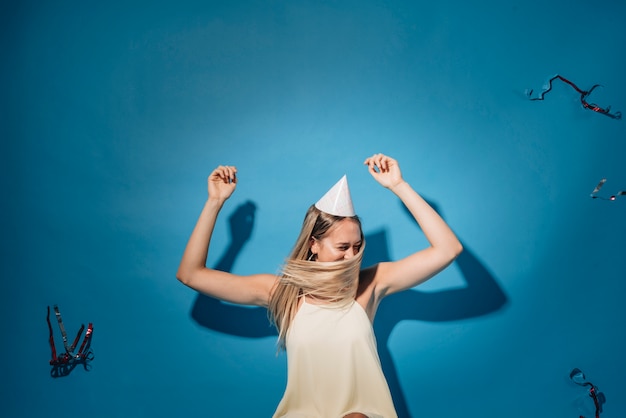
[590,178,626,201]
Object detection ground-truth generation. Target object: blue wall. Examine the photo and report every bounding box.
[3,1,625,417]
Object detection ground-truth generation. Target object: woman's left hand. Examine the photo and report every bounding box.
[364,153,404,189]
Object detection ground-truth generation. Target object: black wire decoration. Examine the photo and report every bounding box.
[527,75,621,119]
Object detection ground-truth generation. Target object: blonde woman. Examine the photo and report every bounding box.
[177,153,462,418]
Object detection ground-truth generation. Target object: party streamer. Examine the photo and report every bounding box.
[590,178,626,201]
[527,75,621,119]
[570,368,605,418]
[47,305,94,377]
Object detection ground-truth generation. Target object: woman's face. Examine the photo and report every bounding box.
[311,218,362,262]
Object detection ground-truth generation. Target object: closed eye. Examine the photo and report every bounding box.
[338,242,362,251]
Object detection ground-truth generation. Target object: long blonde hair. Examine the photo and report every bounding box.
[268,205,365,350]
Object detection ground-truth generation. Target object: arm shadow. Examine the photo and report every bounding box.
[189,200,277,338]
[366,199,508,417]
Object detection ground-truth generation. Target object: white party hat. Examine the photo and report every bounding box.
[315,175,355,217]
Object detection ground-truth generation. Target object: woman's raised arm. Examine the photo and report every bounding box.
[363,154,463,297]
[176,165,276,307]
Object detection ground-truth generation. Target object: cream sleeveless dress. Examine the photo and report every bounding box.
[272,297,398,418]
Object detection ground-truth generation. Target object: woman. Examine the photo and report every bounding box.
[177,153,463,418]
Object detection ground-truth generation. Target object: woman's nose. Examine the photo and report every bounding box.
[344,248,356,259]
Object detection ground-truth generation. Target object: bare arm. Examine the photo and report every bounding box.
[176,166,275,307]
[364,154,463,298]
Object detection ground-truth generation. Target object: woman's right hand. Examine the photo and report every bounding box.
[208,165,237,201]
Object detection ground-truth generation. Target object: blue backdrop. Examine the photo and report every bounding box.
[3,1,625,417]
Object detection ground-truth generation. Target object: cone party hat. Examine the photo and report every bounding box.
[315,175,355,217]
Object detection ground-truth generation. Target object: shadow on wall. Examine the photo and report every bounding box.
[370,201,508,417]
[190,200,276,337]
[190,200,508,418]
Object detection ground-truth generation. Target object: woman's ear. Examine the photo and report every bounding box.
[309,236,319,255]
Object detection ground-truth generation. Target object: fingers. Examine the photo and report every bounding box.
[210,165,237,184]
[363,153,396,173]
